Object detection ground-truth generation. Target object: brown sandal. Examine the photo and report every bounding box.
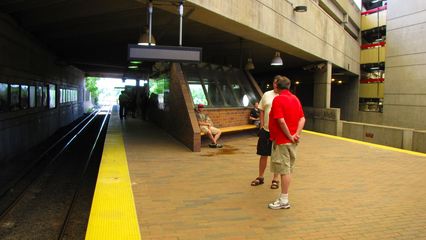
[251,177,264,186]
[270,180,279,189]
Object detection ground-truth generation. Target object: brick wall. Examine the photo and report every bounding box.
[148,63,201,151]
[202,108,252,128]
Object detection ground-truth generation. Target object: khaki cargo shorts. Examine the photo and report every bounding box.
[270,142,297,175]
[200,126,220,135]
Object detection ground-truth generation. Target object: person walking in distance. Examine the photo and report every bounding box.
[118,90,129,119]
[250,76,280,189]
[268,76,305,209]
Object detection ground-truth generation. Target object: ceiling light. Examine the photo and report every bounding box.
[295,81,300,85]
[270,51,283,66]
[138,28,156,46]
[245,58,255,70]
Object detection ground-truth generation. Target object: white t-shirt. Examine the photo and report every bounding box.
[258,90,278,132]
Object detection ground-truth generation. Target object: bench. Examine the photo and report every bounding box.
[200,124,257,136]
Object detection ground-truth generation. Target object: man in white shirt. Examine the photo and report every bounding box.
[250,76,281,189]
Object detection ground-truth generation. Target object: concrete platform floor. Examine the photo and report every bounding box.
[118,116,426,240]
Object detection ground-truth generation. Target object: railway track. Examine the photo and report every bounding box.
[0,110,110,240]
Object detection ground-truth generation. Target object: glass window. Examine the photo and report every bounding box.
[199,68,224,107]
[182,63,260,107]
[188,84,208,105]
[214,68,238,106]
[36,86,42,107]
[73,89,77,102]
[233,70,258,106]
[20,85,29,109]
[183,64,209,106]
[60,89,63,103]
[49,84,56,109]
[149,74,170,110]
[10,84,20,111]
[0,83,8,112]
[67,89,71,102]
[42,86,48,107]
[29,86,36,108]
[225,70,245,105]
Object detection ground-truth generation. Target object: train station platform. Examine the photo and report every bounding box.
[87,108,426,240]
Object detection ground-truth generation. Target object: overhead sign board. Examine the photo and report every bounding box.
[128,44,202,62]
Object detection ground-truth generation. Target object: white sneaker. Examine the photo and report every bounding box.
[268,199,290,209]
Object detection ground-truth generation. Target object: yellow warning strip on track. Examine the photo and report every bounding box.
[85,130,141,240]
[303,130,426,157]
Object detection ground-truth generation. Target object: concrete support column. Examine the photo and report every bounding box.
[313,61,332,108]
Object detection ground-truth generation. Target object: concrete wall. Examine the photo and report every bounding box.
[341,121,426,153]
[413,130,426,153]
[342,121,414,149]
[303,108,426,153]
[0,13,85,163]
[384,1,426,130]
[319,0,361,38]
[304,107,341,135]
[356,111,384,125]
[185,0,360,75]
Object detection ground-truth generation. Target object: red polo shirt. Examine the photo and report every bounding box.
[269,90,304,144]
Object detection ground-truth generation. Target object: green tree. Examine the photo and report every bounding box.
[85,77,100,105]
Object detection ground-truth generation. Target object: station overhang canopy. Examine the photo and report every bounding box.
[128,44,202,62]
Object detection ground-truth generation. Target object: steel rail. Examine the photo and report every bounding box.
[0,111,99,220]
[58,109,110,239]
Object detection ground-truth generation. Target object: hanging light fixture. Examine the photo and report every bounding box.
[138,28,156,46]
[245,58,255,70]
[138,0,156,46]
[270,51,283,66]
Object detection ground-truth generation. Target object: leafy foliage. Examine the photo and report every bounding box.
[85,77,100,105]
[149,74,170,95]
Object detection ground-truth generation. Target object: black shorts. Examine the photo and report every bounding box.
[256,128,272,156]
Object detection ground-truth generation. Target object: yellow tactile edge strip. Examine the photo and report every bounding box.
[85,129,141,240]
[303,130,426,157]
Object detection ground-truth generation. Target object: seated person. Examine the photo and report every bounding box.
[249,101,260,127]
[195,104,223,148]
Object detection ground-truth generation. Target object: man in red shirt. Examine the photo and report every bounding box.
[268,76,305,210]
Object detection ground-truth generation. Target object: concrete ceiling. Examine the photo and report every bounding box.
[0,0,312,77]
